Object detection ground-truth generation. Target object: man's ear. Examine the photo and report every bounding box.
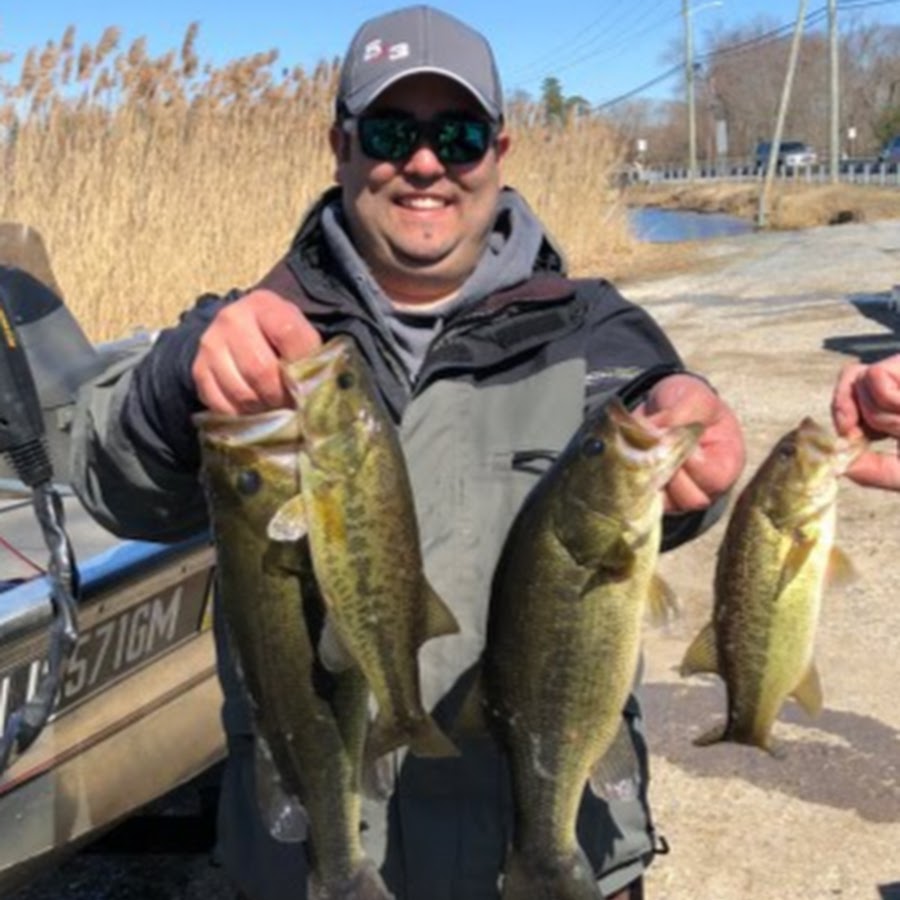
[494,130,511,162]
[330,123,351,163]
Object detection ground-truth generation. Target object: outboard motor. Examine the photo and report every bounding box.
[0,224,105,484]
[0,224,85,770]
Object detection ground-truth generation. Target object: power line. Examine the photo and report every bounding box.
[508,0,677,89]
[595,3,835,111]
[695,6,829,66]
[594,64,684,110]
[837,0,900,9]
[510,0,664,81]
[549,8,682,85]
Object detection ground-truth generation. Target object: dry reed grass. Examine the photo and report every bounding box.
[0,24,633,341]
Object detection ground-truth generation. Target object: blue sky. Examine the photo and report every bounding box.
[2,1,899,107]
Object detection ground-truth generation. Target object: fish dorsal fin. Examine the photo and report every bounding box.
[267,494,309,542]
[791,662,823,718]
[679,622,719,677]
[422,581,460,640]
[646,574,680,626]
[589,720,641,802]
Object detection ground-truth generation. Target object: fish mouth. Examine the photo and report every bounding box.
[796,417,866,478]
[613,407,702,476]
[194,408,302,447]
[281,337,354,410]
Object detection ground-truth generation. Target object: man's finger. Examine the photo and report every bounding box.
[256,292,322,362]
[845,448,900,492]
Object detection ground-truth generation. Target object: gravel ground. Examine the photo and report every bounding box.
[8,219,900,900]
[626,219,900,900]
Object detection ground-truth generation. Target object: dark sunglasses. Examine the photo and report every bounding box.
[348,112,498,165]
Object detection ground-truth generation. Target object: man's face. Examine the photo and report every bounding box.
[331,74,510,304]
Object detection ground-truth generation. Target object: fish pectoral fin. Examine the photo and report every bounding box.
[317,616,357,673]
[679,622,719,677]
[559,512,634,572]
[601,534,639,577]
[791,662,823,718]
[646,575,680,626]
[826,545,856,587]
[588,721,641,802]
[422,581,460,639]
[267,494,309,542]
[777,533,819,593]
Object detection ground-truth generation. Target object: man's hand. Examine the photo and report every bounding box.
[192,289,322,414]
[831,355,900,491]
[638,374,746,513]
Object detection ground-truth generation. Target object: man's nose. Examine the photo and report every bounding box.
[402,143,446,176]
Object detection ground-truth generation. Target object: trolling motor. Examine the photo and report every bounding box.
[0,266,80,771]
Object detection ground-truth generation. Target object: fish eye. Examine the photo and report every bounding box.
[777,443,797,460]
[581,436,605,457]
[236,468,263,495]
[336,371,355,391]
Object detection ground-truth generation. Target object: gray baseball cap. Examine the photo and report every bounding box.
[336,5,503,122]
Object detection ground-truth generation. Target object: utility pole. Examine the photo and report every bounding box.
[828,0,840,182]
[682,0,697,181]
[757,0,808,228]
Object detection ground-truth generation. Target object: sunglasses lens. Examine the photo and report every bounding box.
[434,118,492,164]
[357,116,493,164]
[358,117,419,162]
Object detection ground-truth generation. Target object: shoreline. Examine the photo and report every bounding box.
[622,181,900,230]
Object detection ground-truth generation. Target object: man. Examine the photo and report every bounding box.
[832,354,900,491]
[71,6,745,898]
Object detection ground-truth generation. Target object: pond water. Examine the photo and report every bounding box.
[629,206,753,243]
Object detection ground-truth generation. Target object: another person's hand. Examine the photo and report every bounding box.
[639,373,746,513]
[831,355,900,491]
[192,289,322,415]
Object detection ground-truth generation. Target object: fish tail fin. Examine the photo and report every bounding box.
[364,714,406,762]
[694,722,783,757]
[309,858,396,900]
[365,711,459,762]
[500,847,603,900]
[408,713,460,758]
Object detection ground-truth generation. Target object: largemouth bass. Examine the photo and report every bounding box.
[196,409,393,900]
[484,398,701,900]
[680,416,863,754]
[272,336,459,761]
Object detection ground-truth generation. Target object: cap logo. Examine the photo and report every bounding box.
[362,38,411,63]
